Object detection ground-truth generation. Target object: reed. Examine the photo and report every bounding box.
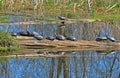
[0,30,19,51]
[0,0,119,20]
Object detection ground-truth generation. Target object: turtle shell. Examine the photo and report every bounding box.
[56,35,65,40]
[46,36,55,41]
[66,36,77,41]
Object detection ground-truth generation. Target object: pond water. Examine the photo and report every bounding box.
[0,50,120,78]
[0,16,120,40]
[0,16,120,78]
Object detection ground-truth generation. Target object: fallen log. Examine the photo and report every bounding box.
[0,35,118,58]
[0,19,101,26]
[16,36,120,50]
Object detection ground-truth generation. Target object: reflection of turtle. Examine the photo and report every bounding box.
[32,31,43,40]
[96,37,107,41]
[96,50,116,55]
[56,35,65,40]
[61,21,65,25]
[46,36,55,41]
[66,36,77,41]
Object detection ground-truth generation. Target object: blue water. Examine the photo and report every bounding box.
[0,16,120,78]
[0,50,120,78]
[0,23,118,40]
[0,16,119,40]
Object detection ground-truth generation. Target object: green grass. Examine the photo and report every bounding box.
[0,57,8,64]
[0,31,19,53]
[89,14,120,20]
[0,47,18,51]
[0,16,8,22]
[0,0,120,20]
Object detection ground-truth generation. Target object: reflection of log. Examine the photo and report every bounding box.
[0,53,71,58]
[16,36,120,50]
[0,49,116,58]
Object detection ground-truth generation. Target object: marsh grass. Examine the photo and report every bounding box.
[0,0,119,20]
[0,30,19,52]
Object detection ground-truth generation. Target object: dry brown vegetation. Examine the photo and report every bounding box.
[0,0,120,19]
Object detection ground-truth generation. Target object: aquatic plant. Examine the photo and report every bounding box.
[0,16,8,22]
[0,30,19,51]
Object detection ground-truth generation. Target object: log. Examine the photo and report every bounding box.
[0,36,119,58]
[0,19,101,26]
[16,36,120,50]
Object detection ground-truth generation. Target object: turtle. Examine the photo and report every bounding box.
[32,31,44,40]
[34,35,43,40]
[104,32,116,42]
[32,31,40,36]
[58,16,66,20]
[46,36,55,41]
[56,35,66,40]
[66,36,77,41]
[11,32,17,36]
[106,35,116,42]
[26,29,34,36]
[18,31,28,36]
[96,37,107,41]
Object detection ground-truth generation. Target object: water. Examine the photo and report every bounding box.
[0,50,120,78]
[0,16,120,40]
[0,16,120,78]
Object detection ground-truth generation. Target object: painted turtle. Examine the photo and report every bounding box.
[56,35,65,40]
[34,35,43,40]
[11,32,17,36]
[26,30,34,36]
[58,16,66,20]
[32,31,40,36]
[46,36,55,41]
[106,36,116,42]
[96,37,107,41]
[66,36,77,41]
[32,31,43,40]
[18,31,28,36]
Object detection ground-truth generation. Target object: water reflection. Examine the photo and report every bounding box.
[0,50,120,78]
[0,16,120,40]
[0,16,120,78]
